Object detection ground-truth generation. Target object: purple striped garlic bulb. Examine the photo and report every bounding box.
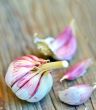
[59,84,96,105]
[5,55,69,102]
[34,19,77,61]
[60,58,93,82]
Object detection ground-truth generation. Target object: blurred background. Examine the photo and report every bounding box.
[0,0,96,110]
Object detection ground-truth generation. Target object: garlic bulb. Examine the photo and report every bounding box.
[60,58,93,82]
[33,19,77,61]
[59,84,96,105]
[5,55,68,102]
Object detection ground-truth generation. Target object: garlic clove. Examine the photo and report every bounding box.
[60,58,93,82]
[53,35,77,60]
[58,84,94,105]
[11,71,38,93]
[51,19,75,50]
[27,72,53,102]
[33,19,77,61]
[5,59,36,87]
[15,72,42,100]
[51,19,77,60]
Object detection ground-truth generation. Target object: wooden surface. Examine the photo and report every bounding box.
[0,0,96,110]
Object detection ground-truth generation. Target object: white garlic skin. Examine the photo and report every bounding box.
[5,69,53,102]
[27,73,53,102]
[15,73,53,102]
[5,56,53,102]
[59,85,93,105]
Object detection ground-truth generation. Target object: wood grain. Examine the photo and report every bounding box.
[0,0,96,110]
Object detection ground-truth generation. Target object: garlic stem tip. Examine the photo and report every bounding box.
[70,19,75,26]
[62,60,69,68]
[70,19,76,36]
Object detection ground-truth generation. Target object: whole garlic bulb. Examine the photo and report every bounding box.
[5,55,68,102]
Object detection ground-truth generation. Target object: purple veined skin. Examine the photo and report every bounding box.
[5,55,69,102]
[50,19,77,60]
[60,58,93,82]
[33,19,77,61]
[58,84,96,105]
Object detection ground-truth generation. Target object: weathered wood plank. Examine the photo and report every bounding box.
[0,0,96,110]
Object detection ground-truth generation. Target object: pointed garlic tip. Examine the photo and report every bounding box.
[62,60,69,68]
[60,75,68,82]
[70,19,75,36]
[85,58,93,68]
[88,58,93,65]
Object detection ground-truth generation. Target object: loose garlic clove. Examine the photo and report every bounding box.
[51,19,77,60]
[33,19,77,61]
[5,55,68,102]
[60,58,93,82]
[59,84,95,105]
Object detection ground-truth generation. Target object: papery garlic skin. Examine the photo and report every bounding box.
[14,72,53,102]
[5,55,47,87]
[60,58,93,82]
[27,73,53,102]
[50,20,77,60]
[5,55,53,102]
[34,34,54,57]
[59,84,94,105]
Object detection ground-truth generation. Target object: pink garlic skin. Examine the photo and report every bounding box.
[45,20,77,60]
[5,55,53,102]
[51,26,77,60]
[60,58,92,82]
[59,84,94,105]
